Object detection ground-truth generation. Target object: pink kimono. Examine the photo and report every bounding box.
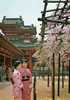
[19,67,32,100]
[11,69,23,100]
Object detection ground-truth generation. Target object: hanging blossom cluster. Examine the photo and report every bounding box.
[44,24,70,65]
[33,22,70,68]
[34,24,70,68]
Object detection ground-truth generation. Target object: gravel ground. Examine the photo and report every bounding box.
[0,82,13,100]
[0,76,70,100]
[33,76,70,100]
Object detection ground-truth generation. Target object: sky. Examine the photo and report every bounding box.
[0,0,44,34]
[0,0,59,40]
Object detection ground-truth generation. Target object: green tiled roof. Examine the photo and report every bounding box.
[2,16,24,25]
[9,35,39,48]
[10,40,40,48]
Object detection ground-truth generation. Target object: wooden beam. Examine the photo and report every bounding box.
[0,52,10,58]
[45,10,70,18]
[0,35,23,56]
[54,0,61,18]
[41,7,65,13]
[41,0,48,42]
[44,0,70,3]
[0,47,14,57]
[58,0,68,20]
[38,17,70,25]
[42,1,70,13]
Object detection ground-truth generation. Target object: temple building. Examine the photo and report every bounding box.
[0,16,39,71]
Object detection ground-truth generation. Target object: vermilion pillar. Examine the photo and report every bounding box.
[5,57,12,81]
[28,53,32,72]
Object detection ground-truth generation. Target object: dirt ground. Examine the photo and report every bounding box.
[0,76,70,100]
[0,82,13,100]
[33,76,70,100]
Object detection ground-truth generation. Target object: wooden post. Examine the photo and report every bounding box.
[5,57,12,81]
[52,53,55,100]
[47,74,50,87]
[68,60,70,93]
[62,62,64,88]
[33,76,36,100]
[0,55,4,81]
[57,53,61,96]
[28,53,32,72]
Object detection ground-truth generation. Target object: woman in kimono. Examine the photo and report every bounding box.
[18,62,32,100]
[11,62,23,100]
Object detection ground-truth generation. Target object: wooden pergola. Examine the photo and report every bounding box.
[38,0,70,100]
[38,0,70,41]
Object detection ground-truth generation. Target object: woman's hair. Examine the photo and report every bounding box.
[14,60,23,68]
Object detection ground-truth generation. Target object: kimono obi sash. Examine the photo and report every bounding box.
[22,75,30,81]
